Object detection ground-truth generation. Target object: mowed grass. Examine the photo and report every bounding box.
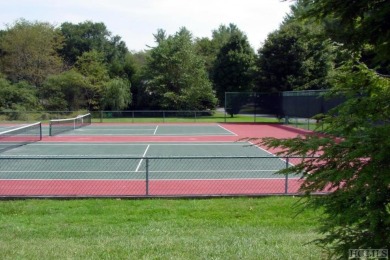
[0,197,324,259]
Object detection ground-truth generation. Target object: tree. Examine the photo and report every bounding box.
[59,21,132,80]
[144,28,217,110]
[0,76,40,111]
[195,24,244,77]
[126,50,148,109]
[256,15,336,92]
[0,19,64,87]
[253,0,390,257]
[257,62,390,258]
[59,21,111,65]
[101,78,132,110]
[300,0,390,74]
[40,70,90,111]
[212,31,256,105]
[74,50,109,110]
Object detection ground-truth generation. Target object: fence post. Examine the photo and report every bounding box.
[285,157,289,194]
[145,158,149,196]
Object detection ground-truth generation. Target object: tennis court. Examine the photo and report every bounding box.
[0,121,305,197]
[46,124,237,136]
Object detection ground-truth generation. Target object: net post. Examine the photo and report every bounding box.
[145,158,149,196]
[285,157,289,194]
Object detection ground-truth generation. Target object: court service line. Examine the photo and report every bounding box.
[135,144,150,172]
[217,124,238,136]
[249,141,295,167]
[82,129,156,131]
[249,141,275,156]
[0,169,284,173]
[153,125,159,135]
[26,142,249,146]
[0,171,132,173]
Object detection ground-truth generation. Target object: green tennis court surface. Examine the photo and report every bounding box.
[0,142,294,180]
[43,124,236,136]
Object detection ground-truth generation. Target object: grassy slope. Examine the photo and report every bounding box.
[0,197,323,259]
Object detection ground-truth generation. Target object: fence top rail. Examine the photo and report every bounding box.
[0,155,318,160]
[0,110,213,113]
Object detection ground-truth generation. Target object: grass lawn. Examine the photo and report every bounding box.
[0,197,324,259]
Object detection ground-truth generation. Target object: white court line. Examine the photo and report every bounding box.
[248,141,275,156]
[249,141,295,167]
[0,154,144,157]
[0,171,131,173]
[135,144,150,172]
[0,169,283,173]
[149,177,301,180]
[217,124,237,136]
[26,143,249,146]
[83,129,156,131]
[59,133,234,136]
[1,179,145,181]
[153,125,159,135]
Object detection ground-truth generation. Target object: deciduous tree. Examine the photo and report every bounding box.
[40,70,89,111]
[101,78,132,110]
[0,76,40,111]
[0,19,64,87]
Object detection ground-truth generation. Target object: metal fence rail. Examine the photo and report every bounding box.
[0,156,323,198]
[0,110,327,131]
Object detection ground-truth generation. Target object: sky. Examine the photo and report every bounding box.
[0,0,293,52]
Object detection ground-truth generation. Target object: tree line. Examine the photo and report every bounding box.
[0,1,366,113]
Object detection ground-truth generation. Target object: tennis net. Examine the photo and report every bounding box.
[49,113,91,136]
[0,122,42,153]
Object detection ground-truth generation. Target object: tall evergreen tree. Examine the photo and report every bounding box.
[212,31,256,104]
[143,28,217,110]
[253,1,390,257]
[256,12,336,92]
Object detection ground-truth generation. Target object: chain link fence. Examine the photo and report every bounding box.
[224,90,345,130]
[0,156,325,198]
[0,110,214,124]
